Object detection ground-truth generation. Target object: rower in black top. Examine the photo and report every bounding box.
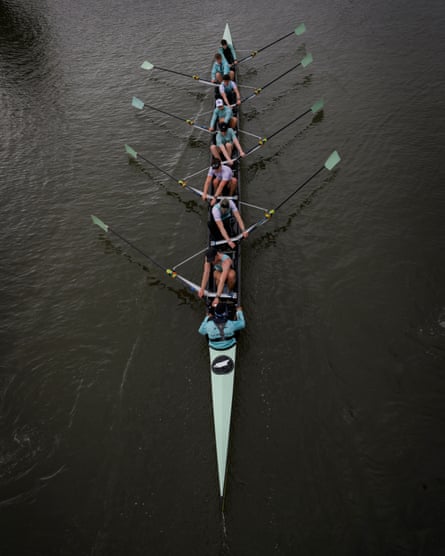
[219,39,238,81]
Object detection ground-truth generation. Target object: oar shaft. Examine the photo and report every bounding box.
[241,62,301,103]
[156,65,194,80]
[107,226,167,273]
[266,108,310,141]
[260,62,301,91]
[274,166,324,212]
[155,66,216,87]
[137,152,178,183]
[145,105,211,133]
[241,105,314,159]
[144,102,186,123]
[238,31,294,63]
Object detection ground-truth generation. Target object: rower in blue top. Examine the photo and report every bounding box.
[211,53,230,85]
[219,39,238,81]
[209,99,235,132]
[210,122,245,164]
[199,303,245,349]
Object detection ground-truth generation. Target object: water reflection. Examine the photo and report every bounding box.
[0,0,51,90]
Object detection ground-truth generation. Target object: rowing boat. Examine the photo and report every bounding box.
[91,20,341,501]
[205,23,241,499]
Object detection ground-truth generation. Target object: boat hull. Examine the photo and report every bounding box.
[206,22,242,499]
[209,344,236,497]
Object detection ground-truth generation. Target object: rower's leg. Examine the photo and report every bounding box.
[229,177,238,196]
[227,269,236,291]
[210,144,220,160]
[213,270,222,289]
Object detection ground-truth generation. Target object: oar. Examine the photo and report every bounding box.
[132,97,212,133]
[90,215,236,300]
[125,144,211,200]
[241,53,313,104]
[141,61,218,87]
[238,23,306,64]
[91,214,176,276]
[125,143,180,183]
[241,99,324,159]
[249,150,341,232]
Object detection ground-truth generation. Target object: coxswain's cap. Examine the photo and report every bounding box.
[206,247,217,262]
[215,99,224,107]
[214,302,228,323]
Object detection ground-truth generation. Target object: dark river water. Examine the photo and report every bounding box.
[1,0,445,554]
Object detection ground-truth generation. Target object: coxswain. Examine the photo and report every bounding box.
[198,303,245,349]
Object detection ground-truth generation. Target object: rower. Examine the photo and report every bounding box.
[202,159,237,206]
[218,74,241,109]
[211,53,230,85]
[198,303,245,349]
[209,99,234,132]
[210,122,245,164]
[209,198,248,249]
[199,247,236,307]
[219,39,238,81]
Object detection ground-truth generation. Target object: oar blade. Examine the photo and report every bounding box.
[132,96,145,110]
[311,98,324,114]
[324,150,341,171]
[294,23,306,36]
[125,144,138,160]
[141,60,154,71]
[91,214,109,233]
[301,52,313,68]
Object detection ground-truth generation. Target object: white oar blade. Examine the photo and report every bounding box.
[294,23,306,36]
[141,60,154,71]
[301,52,313,68]
[324,150,341,171]
[125,144,138,160]
[311,99,324,114]
[91,215,109,233]
[132,96,145,110]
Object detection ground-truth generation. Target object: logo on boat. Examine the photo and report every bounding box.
[212,355,234,375]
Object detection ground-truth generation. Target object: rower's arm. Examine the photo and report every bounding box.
[234,83,241,102]
[202,175,212,200]
[213,179,226,200]
[216,219,232,244]
[209,110,217,130]
[221,91,230,107]
[219,143,231,161]
[233,136,245,156]
[233,210,248,237]
[199,261,210,295]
